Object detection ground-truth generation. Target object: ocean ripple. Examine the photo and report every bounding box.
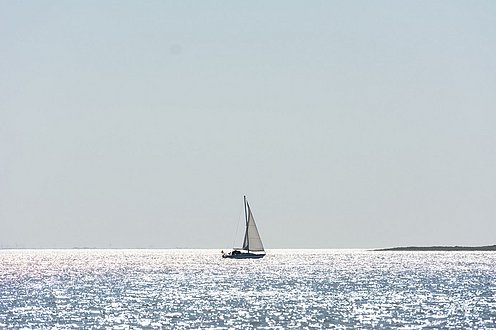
[1,249,495,329]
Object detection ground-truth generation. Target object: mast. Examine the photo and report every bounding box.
[244,195,249,252]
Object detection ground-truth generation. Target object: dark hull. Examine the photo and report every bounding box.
[222,252,265,259]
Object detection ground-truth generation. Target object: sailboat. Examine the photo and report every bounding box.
[222,196,266,259]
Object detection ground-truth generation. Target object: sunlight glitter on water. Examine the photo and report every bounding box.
[1,249,495,328]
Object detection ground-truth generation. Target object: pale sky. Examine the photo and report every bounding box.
[1,1,495,249]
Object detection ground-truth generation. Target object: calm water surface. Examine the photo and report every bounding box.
[0,249,495,329]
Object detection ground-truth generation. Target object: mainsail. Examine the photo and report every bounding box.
[242,198,264,252]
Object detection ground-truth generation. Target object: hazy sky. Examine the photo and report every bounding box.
[1,1,495,249]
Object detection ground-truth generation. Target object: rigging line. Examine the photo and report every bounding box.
[232,200,243,248]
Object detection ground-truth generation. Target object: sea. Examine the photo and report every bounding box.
[0,249,495,329]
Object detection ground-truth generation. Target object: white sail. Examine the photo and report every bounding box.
[242,201,264,252]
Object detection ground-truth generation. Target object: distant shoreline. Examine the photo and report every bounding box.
[374,245,496,251]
